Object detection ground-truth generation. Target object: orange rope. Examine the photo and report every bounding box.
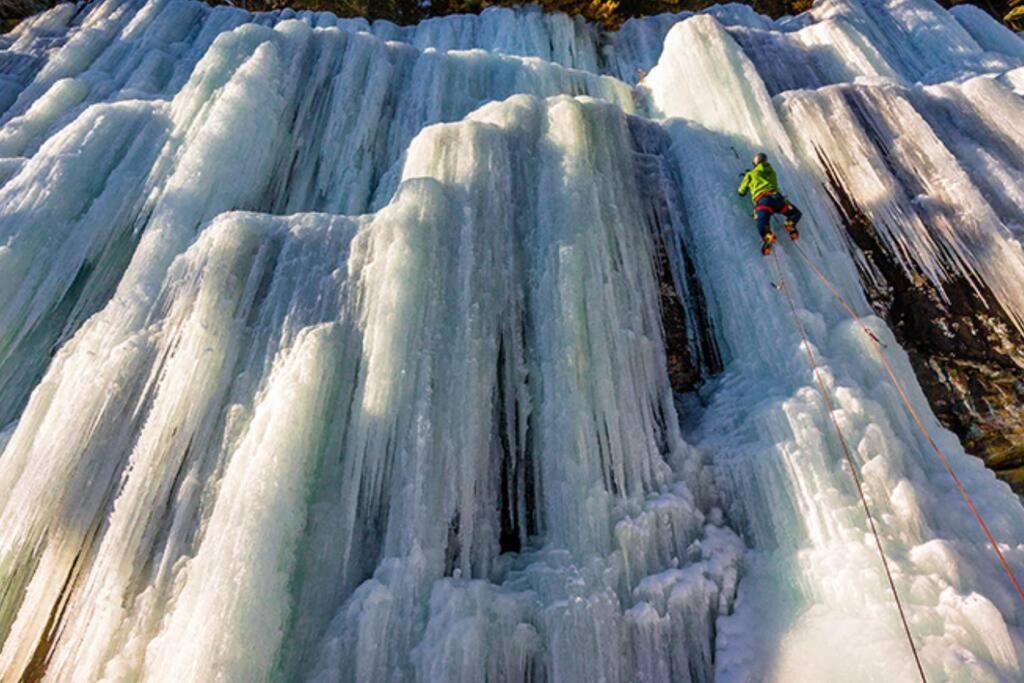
[791,241,1024,605]
[771,250,928,682]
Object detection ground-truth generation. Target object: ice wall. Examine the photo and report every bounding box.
[1,0,1023,681]
[646,9,1024,680]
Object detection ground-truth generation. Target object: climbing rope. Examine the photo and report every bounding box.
[770,250,928,682]
[790,240,1024,606]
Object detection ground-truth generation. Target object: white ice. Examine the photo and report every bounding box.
[1,0,1023,681]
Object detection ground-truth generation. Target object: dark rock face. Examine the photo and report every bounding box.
[816,152,1024,492]
[653,231,702,392]
[2,1,49,25]
[630,118,723,393]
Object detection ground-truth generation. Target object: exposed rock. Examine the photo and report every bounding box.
[2,1,50,26]
[816,151,1024,492]
[630,118,723,393]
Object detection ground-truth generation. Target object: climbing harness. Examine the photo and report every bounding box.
[770,250,928,682]
[789,240,1024,606]
[753,191,788,214]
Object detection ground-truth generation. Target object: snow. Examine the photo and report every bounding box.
[0,0,1023,681]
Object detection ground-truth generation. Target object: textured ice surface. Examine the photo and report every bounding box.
[0,0,1023,681]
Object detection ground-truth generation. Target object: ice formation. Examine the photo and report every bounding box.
[0,0,1023,681]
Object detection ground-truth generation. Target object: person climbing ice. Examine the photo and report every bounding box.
[737,152,802,255]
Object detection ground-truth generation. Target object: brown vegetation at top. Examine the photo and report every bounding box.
[2,0,1019,38]
[220,0,823,29]
[219,0,1015,29]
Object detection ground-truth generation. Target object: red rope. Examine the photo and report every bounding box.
[791,241,1024,605]
[770,250,928,682]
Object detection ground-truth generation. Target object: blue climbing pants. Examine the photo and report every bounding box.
[754,192,802,238]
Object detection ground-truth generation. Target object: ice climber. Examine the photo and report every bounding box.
[738,152,802,255]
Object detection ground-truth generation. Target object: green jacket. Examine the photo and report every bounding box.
[738,161,779,203]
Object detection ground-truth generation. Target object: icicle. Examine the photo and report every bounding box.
[1,1,1023,681]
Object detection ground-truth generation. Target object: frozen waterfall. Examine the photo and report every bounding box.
[1,0,1023,680]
